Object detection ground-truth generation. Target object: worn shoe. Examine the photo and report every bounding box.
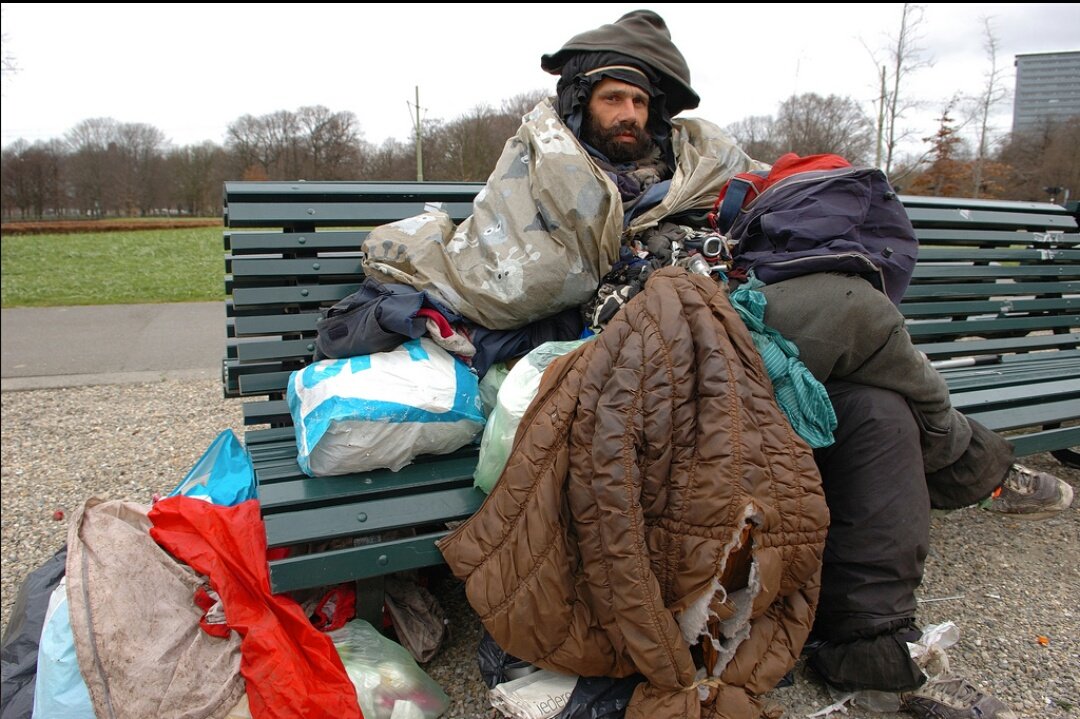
[901,675,1017,718]
[982,463,1073,519]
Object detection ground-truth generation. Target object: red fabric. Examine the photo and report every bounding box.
[416,307,454,338]
[712,152,853,214]
[148,497,362,719]
[312,584,357,632]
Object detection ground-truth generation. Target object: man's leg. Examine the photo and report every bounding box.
[760,273,1071,515]
[808,381,1018,718]
[807,381,928,691]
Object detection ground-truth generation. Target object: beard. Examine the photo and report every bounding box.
[582,113,655,163]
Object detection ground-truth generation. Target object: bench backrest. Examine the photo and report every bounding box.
[225,183,1078,414]
[892,196,1079,454]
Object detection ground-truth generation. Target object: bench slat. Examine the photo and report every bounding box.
[901,280,1080,299]
[949,379,1080,410]
[224,180,485,201]
[242,399,291,426]
[912,265,1078,279]
[227,201,477,227]
[905,315,1079,339]
[259,452,479,510]
[233,313,320,336]
[263,486,484,547]
[903,206,1077,230]
[915,229,1079,246]
[266,530,455,593]
[901,297,1078,318]
[916,247,1080,262]
[966,398,1080,431]
[239,371,296,395]
[232,283,361,308]
[227,230,368,253]
[1008,426,1080,457]
[230,257,365,278]
[914,333,1080,358]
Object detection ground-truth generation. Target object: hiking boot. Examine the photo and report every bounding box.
[982,464,1074,519]
[901,675,1017,719]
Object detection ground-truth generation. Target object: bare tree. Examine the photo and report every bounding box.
[168,142,228,216]
[774,93,876,164]
[999,118,1080,202]
[361,137,416,181]
[724,115,781,164]
[875,3,933,174]
[296,105,362,179]
[968,17,1009,197]
[65,117,121,216]
[1,139,64,218]
[114,122,168,215]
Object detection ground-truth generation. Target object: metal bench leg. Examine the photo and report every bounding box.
[355,576,386,627]
[1050,448,1080,469]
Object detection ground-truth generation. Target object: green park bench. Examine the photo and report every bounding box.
[222,181,1080,607]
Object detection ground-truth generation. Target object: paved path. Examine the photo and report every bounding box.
[1,302,224,390]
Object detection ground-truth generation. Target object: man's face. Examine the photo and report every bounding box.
[583,78,653,163]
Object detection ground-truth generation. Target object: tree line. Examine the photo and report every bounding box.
[1,91,545,220]
[2,88,1076,220]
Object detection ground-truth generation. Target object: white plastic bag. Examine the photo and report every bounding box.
[908,621,959,679]
[489,669,577,719]
[332,619,449,719]
[288,338,484,477]
[473,339,588,493]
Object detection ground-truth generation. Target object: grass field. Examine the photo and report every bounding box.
[1,226,223,307]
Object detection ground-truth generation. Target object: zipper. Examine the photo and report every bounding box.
[755,252,890,297]
[741,166,863,212]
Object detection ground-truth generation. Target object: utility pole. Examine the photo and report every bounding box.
[875,65,886,169]
[413,86,424,181]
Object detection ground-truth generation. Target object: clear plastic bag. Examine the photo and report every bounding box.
[823,621,960,714]
[473,339,588,493]
[332,619,449,719]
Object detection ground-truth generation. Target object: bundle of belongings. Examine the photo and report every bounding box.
[0,433,451,719]
[286,32,914,715]
[295,105,920,715]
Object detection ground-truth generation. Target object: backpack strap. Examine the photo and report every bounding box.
[710,173,767,233]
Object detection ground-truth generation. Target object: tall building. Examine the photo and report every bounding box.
[1012,51,1080,133]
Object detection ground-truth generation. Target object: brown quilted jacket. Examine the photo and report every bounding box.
[438,268,829,718]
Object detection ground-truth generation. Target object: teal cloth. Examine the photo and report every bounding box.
[729,276,836,448]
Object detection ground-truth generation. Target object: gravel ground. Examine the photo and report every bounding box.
[2,377,1077,718]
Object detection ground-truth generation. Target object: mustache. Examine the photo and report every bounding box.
[601,120,647,140]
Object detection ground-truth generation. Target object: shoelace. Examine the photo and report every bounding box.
[1004,465,1038,495]
[918,677,981,705]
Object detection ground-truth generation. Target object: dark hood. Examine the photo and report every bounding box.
[540,9,700,116]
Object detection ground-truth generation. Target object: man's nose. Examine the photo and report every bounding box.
[613,98,639,122]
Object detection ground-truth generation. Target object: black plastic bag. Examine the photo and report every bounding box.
[476,628,534,689]
[558,674,645,719]
[1,547,67,719]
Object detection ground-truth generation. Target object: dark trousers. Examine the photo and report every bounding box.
[807,381,929,691]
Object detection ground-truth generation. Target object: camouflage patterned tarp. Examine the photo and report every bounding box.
[361,99,762,330]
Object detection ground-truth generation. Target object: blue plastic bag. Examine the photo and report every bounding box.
[32,580,94,719]
[167,430,256,505]
[287,338,484,477]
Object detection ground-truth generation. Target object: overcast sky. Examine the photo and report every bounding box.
[2,3,1078,159]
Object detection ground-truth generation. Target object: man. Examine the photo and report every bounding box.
[540,13,1074,718]
[368,10,1073,718]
